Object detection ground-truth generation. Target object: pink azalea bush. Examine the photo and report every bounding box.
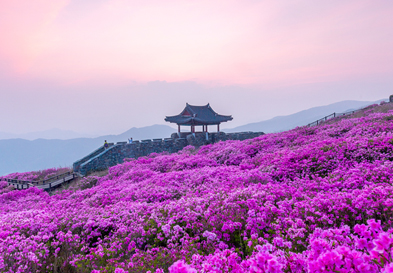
[1,167,71,181]
[2,110,393,272]
[0,181,13,194]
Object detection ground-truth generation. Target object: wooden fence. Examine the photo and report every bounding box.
[1,171,76,191]
[307,109,363,127]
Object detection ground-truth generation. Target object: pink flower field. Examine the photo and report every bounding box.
[2,109,393,272]
[1,167,71,182]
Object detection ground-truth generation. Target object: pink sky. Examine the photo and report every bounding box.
[0,0,392,134]
[1,0,392,85]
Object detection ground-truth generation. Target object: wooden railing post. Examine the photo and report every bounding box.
[7,171,77,191]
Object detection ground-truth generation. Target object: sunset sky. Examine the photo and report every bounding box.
[1,0,392,135]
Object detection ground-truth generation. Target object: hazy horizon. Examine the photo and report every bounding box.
[1,1,392,136]
[0,98,384,139]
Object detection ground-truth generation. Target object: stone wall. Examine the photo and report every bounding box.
[74,131,264,175]
[73,143,114,173]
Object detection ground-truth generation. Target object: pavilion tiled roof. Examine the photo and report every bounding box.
[165,103,233,125]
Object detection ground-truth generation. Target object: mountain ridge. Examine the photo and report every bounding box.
[0,128,97,141]
[225,99,384,133]
[0,124,175,175]
[0,99,386,175]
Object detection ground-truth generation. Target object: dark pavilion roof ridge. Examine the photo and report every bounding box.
[165,103,233,125]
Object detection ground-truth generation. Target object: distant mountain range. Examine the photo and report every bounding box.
[0,100,385,176]
[0,125,175,175]
[0,128,96,141]
[225,100,384,133]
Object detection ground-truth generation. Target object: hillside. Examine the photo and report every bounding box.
[2,102,393,272]
[226,99,383,133]
[0,100,383,176]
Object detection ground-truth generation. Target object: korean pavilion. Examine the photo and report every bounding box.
[165,103,233,135]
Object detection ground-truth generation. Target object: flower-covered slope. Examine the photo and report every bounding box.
[1,167,71,181]
[2,109,393,272]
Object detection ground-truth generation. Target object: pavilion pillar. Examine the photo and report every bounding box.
[178,125,181,137]
[217,124,220,132]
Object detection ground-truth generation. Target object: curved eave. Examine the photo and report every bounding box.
[165,115,232,125]
[164,116,192,124]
